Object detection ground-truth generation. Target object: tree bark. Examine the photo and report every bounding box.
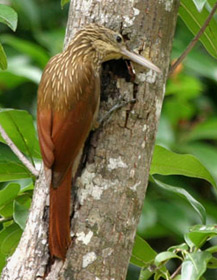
[1,0,179,279]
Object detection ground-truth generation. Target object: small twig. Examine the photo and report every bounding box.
[169,1,217,75]
[171,264,182,279]
[0,124,39,177]
[0,216,13,223]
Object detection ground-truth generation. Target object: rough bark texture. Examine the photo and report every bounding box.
[1,1,179,280]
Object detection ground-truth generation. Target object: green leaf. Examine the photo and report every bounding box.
[0,44,7,70]
[155,251,181,266]
[168,243,189,253]
[13,200,29,230]
[206,244,217,254]
[150,145,216,188]
[182,142,217,184]
[0,251,6,274]
[0,183,20,208]
[19,178,34,192]
[0,4,18,31]
[0,143,32,182]
[185,224,217,248]
[0,109,41,160]
[192,0,208,12]
[154,269,170,280]
[131,235,157,267]
[181,251,212,280]
[139,269,154,280]
[61,0,70,8]
[1,35,49,68]
[0,223,22,255]
[179,0,217,58]
[173,276,181,280]
[153,178,206,224]
[207,256,217,268]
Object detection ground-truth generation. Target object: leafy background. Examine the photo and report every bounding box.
[0,0,217,279]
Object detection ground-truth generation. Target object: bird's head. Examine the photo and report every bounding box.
[76,24,161,73]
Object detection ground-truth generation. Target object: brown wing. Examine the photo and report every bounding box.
[37,58,100,187]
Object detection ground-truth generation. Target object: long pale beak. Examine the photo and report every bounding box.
[121,48,161,73]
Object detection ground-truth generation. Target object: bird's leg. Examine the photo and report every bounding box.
[92,98,136,130]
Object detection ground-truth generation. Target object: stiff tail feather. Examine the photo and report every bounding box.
[49,168,72,259]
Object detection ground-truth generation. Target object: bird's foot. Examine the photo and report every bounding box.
[92,98,136,130]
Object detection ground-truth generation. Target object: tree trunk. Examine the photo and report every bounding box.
[1,0,179,279]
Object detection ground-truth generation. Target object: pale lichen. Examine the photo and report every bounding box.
[158,0,174,12]
[107,156,128,171]
[130,181,141,191]
[77,167,119,204]
[137,70,157,84]
[82,252,97,268]
[77,230,93,245]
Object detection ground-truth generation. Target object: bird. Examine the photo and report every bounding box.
[37,23,160,260]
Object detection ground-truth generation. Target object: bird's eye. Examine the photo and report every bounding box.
[116,35,122,43]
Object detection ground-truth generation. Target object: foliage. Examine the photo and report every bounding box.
[179,0,217,59]
[130,225,217,280]
[0,0,217,279]
[0,4,17,70]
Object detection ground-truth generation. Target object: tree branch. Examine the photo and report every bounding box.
[0,123,39,177]
[171,264,182,279]
[169,1,217,75]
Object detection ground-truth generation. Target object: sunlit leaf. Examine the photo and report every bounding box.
[153,178,206,224]
[168,243,189,252]
[0,109,41,160]
[0,223,22,255]
[0,44,7,70]
[0,183,20,208]
[0,4,18,31]
[150,145,216,188]
[181,251,212,280]
[192,0,208,12]
[0,143,32,182]
[155,251,181,266]
[131,234,157,267]
[13,200,30,230]
[185,224,217,248]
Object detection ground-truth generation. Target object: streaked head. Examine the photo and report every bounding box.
[75,24,161,73]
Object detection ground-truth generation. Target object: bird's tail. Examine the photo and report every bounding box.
[49,168,71,260]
